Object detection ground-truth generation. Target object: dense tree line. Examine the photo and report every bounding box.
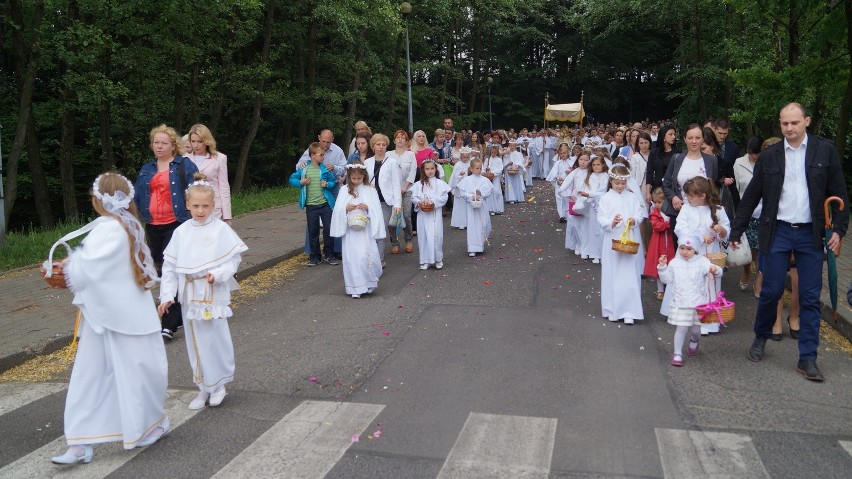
[1,0,850,231]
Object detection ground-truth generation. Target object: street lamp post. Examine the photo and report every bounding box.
[487,76,493,132]
[401,2,414,134]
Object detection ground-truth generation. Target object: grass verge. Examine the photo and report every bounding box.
[0,186,299,272]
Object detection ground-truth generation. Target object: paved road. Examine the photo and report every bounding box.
[2,182,851,478]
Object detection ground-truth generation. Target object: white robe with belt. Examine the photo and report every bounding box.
[449,160,471,228]
[63,216,168,448]
[597,189,646,321]
[330,184,386,295]
[456,174,494,253]
[484,155,505,213]
[410,178,451,265]
[503,152,527,203]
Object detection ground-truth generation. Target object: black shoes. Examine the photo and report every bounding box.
[307,258,320,267]
[324,256,340,265]
[161,328,174,340]
[787,316,800,339]
[796,360,825,382]
[770,333,783,341]
[747,337,767,362]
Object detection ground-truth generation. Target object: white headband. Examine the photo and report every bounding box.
[92,174,134,213]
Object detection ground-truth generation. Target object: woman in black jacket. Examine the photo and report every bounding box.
[645,124,680,203]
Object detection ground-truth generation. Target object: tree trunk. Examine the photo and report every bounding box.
[306,20,318,136]
[190,62,200,125]
[59,101,78,219]
[788,0,801,66]
[209,56,231,136]
[26,115,54,228]
[99,98,115,171]
[174,60,186,129]
[5,0,45,224]
[692,4,707,121]
[343,35,366,151]
[385,32,404,132]
[837,0,852,170]
[233,1,274,193]
[467,19,482,116]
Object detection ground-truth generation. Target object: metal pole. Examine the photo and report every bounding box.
[0,124,5,247]
[405,17,413,134]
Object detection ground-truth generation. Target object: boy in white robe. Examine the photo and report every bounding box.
[51,173,168,465]
[456,158,494,256]
[546,144,573,221]
[597,165,646,324]
[449,147,473,229]
[410,160,451,269]
[159,176,247,410]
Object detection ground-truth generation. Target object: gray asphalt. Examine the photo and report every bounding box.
[2,181,851,478]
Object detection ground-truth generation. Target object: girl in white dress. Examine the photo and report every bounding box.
[657,237,723,367]
[159,175,248,410]
[597,165,646,324]
[410,160,451,269]
[51,173,168,465]
[672,177,730,334]
[330,164,385,297]
[558,153,590,254]
[503,144,527,203]
[483,144,504,215]
[546,143,573,221]
[576,156,610,263]
[449,147,472,229]
[456,158,494,256]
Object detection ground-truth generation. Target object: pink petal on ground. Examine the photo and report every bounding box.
[309,377,318,382]
[381,331,391,336]
[351,435,360,442]
[376,324,383,329]
[373,430,382,438]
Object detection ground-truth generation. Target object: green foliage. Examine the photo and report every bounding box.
[1,0,850,235]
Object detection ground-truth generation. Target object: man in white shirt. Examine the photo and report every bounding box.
[730,102,849,382]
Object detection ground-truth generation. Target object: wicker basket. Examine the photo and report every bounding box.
[507,166,520,175]
[485,172,495,181]
[346,211,369,231]
[41,261,67,289]
[698,304,736,324]
[612,239,640,254]
[706,252,728,268]
[470,199,483,209]
[420,202,435,212]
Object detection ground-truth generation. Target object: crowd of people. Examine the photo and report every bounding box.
[293,107,847,386]
[47,102,847,466]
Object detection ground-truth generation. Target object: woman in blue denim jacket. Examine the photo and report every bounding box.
[133,124,199,340]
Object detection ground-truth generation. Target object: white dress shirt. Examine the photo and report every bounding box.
[777,134,810,223]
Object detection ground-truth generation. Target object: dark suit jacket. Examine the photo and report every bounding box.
[730,135,849,253]
[660,152,719,217]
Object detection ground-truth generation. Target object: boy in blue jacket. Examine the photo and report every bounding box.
[289,142,338,266]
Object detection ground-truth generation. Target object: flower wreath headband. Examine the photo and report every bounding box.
[92,173,135,212]
[187,179,213,191]
[346,164,367,170]
[608,169,631,180]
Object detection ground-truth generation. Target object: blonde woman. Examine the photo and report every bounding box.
[187,124,232,224]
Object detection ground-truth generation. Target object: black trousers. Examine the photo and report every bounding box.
[146,222,183,332]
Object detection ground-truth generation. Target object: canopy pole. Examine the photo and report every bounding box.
[579,90,584,129]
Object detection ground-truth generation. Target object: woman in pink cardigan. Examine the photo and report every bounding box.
[187,124,233,224]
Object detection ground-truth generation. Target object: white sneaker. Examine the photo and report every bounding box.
[468,252,475,257]
[351,294,360,299]
[574,249,580,256]
[189,391,209,410]
[592,258,600,264]
[435,262,444,269]
[608,316,618,322]
[581,254,589,259]
[419,264,428,270]
[209,386,227,407]
[624,317,635,325]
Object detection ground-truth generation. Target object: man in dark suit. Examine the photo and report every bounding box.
[714,118,741,207]
[730,103,849,381]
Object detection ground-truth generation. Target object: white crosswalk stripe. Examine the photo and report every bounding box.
[0,389,200,479]
[655,428,770,478]
[212,400,384,479]
[841,440,852,457]
[0,382,66,415]
[437,412,557,479]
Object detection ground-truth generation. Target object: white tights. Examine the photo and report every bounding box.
[673,325,701,356]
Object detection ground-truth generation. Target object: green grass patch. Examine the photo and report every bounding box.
[232,186,300,217]
[0,186,300,272]
[0,218,88,272]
